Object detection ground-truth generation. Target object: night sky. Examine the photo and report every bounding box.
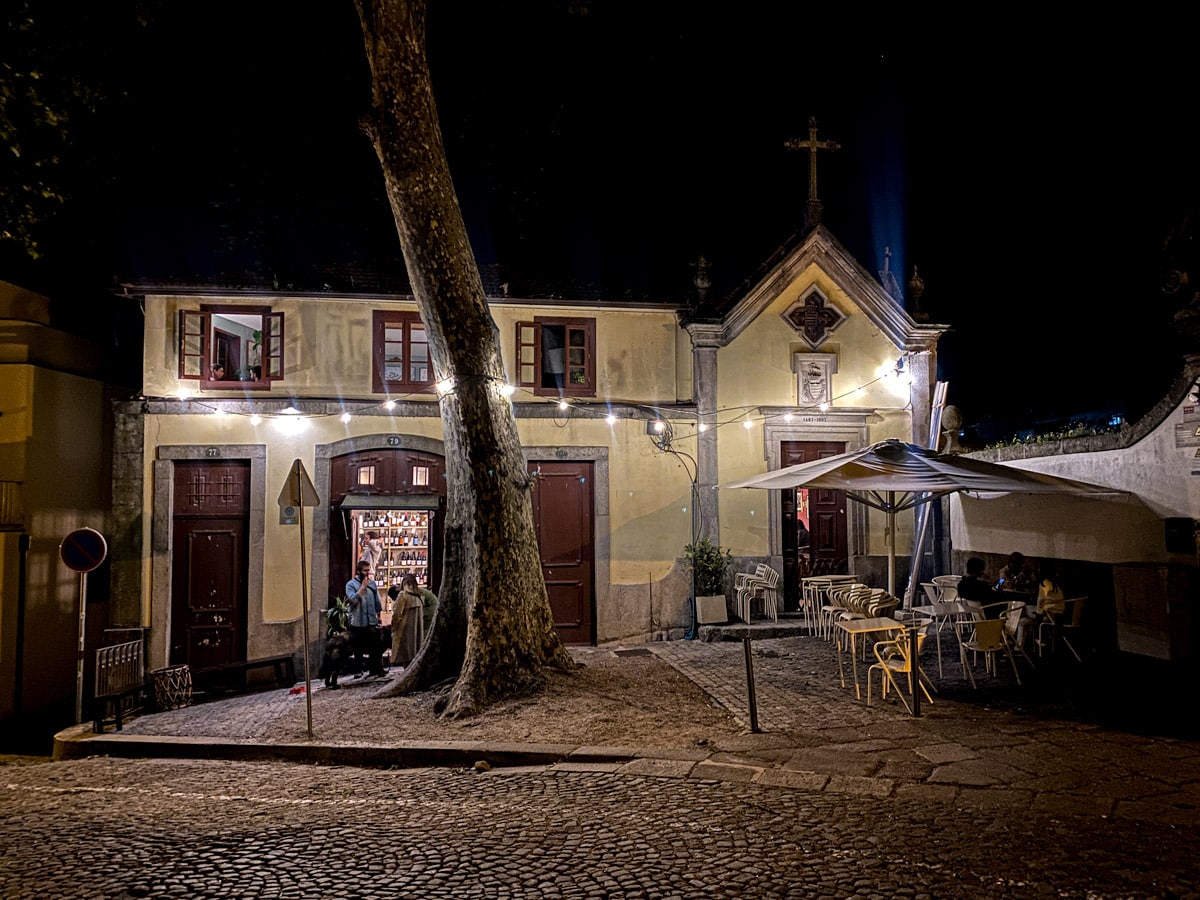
[5,3,1197,442]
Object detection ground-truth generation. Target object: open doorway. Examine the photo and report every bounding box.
[780,440,847,609]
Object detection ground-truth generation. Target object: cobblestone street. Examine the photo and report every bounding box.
[2,754,1198,899]
[11,635,1200,898]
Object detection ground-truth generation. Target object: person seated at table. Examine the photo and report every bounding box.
[1016,563,1066,649]
[995,551,1036,595]
[957,556,994,608]
[1036,566,1066,618]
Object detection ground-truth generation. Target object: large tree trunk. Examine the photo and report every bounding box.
[354,0,575,717]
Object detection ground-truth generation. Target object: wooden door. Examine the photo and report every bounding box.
[780,442,847,609]
[170,460,249,668]
[529,461,594,645]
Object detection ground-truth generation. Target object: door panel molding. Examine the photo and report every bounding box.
[151,446,266,671]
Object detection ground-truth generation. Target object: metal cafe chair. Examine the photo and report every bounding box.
[954,610,1021,688]
[868,623,935,715]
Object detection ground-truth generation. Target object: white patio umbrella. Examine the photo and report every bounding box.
[723,439,1122,596]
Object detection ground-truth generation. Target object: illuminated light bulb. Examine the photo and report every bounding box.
[340,412,352,424]
[281,405,301,415]
[853,387,866,398]
[606,414,617,425]
[743,419,753,430]
[272,415,308,436]
[436,378,454,395]
[698,423,708,432]
[818,401,830,412]
[558,400,569,410]
[176,388,192,401]
[783,412,793,422]
[499,383,515,397]
[211,407,226,418]
[384,399,397,410]
[249,415,262,426]
[652,420,665,433]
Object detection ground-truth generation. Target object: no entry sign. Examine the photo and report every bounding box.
[60,527,108,573]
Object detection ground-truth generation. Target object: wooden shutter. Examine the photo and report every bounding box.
[178,310,209,379]
[516,321,540,388]
[262,311,284,380]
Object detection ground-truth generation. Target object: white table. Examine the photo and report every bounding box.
[835,616,905,699]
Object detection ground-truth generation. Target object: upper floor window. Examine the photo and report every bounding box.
[516,317,595,397]
[178,305,283,388]
[373,310,432,393]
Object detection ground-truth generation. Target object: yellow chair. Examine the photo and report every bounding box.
[954,615,1021,688]
[867,627,934,714]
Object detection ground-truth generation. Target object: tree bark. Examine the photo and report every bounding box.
[354,0,575,717]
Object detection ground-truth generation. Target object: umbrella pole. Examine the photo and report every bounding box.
[886,495,896,596]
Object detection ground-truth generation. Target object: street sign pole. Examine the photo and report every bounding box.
[297,466,313,739]
[75,572,88,725]
[60,527,109,725]
[278,459,320,739]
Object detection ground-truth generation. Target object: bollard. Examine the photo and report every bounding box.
[909,622,922,717]
[743,636,760,733]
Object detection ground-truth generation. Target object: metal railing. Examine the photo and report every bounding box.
[95,639,144,699]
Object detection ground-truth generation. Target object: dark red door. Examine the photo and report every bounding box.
[170,460,249,668]
[780,442,847,608]
[529,461,594,645]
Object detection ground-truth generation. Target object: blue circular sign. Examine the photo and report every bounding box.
[60,527,108,573]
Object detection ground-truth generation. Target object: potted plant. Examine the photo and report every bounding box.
[684,537,733,624]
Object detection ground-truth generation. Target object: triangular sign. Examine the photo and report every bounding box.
[278,459,320,508]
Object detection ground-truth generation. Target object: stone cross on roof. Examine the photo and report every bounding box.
[784,116,840,230]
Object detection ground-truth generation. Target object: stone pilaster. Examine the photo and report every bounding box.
[687,324,723,545]
[108,402,145,627]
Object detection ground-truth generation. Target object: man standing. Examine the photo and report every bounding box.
[345,560,385,678]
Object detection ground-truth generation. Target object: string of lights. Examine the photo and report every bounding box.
[149,356,915,440]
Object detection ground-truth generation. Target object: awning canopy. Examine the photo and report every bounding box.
[723,439,1124,595]
[724,439,1120,510]
[337,493,441,511]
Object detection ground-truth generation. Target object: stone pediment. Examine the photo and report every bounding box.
[707,225,948,351]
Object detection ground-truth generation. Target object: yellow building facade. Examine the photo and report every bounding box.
[111,225,945,674]
[0,282,112,738]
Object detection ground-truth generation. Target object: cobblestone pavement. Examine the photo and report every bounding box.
[20,633,1200,897]
[3,754,1199,899]
[59,635,1200,830]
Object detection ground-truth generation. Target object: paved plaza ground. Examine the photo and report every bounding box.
[5,630,1199,897]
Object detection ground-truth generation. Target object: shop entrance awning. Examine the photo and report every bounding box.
[337,493,441,511]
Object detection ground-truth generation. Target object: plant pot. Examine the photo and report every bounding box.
[696,594,728,625]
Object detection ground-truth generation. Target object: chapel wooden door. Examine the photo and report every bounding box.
[780,441,847,609]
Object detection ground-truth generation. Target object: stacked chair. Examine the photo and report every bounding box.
[734,564,780,622]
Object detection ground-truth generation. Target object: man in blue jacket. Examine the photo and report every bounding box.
[345,559,386,678]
